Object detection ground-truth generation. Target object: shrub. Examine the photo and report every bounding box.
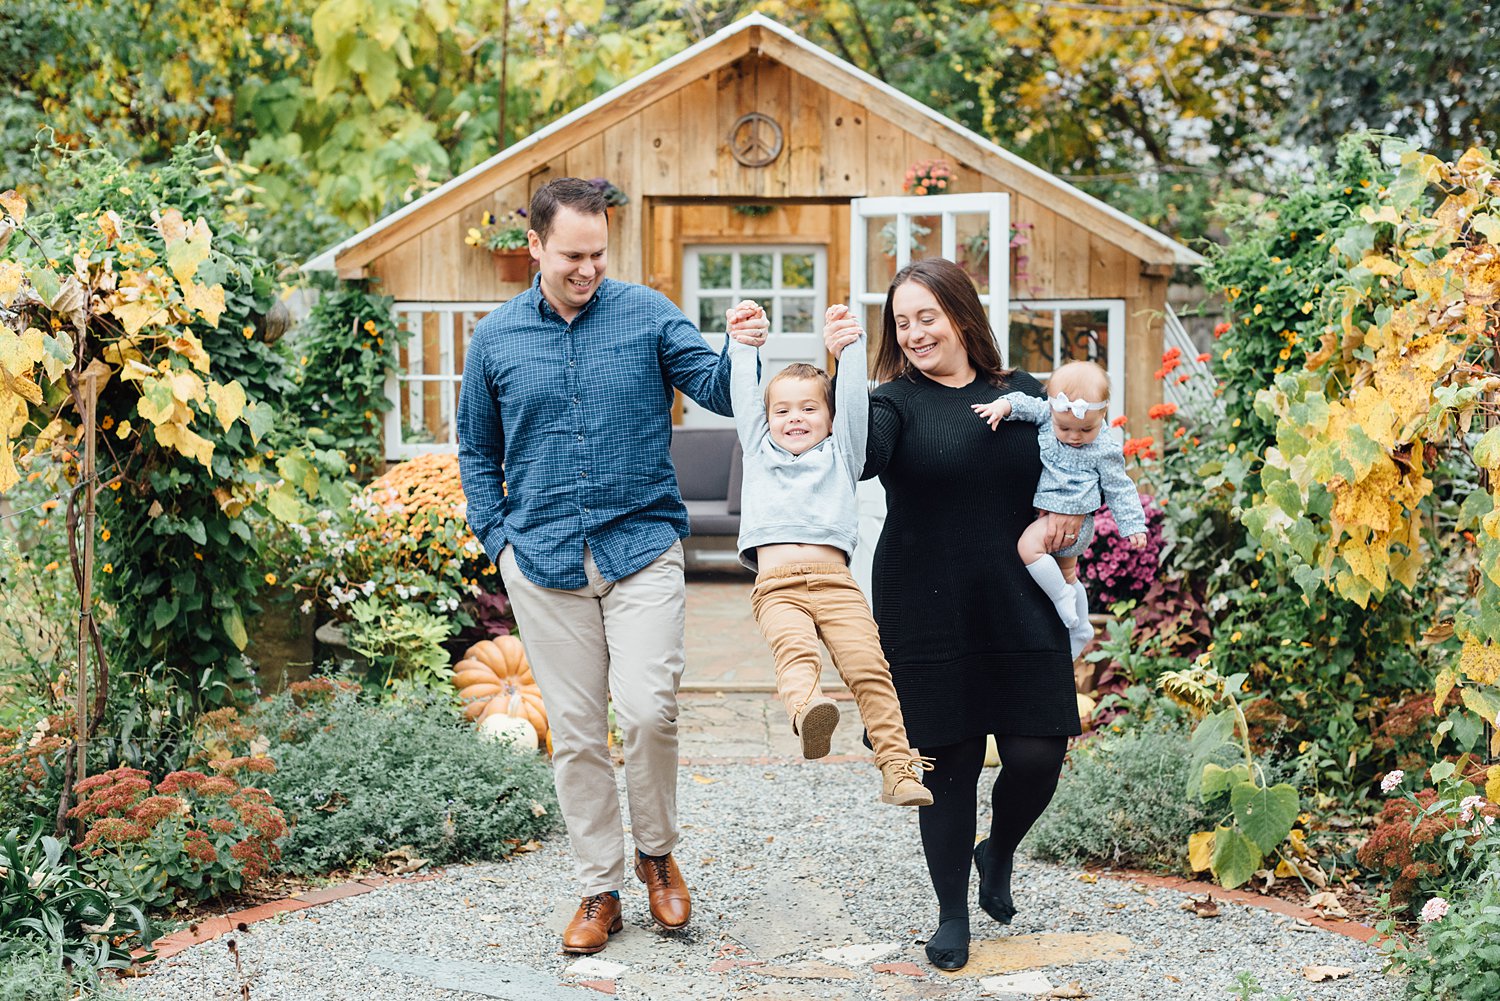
[1024,723,1222,871]
[0,824,150,978]
[67,763,287,911]
[1388,872,1500,1001]
[229,687,557,874]
[1358,764,1500,911]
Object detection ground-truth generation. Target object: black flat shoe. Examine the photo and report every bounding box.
[924,917,970,970]
[973,837,1016,925]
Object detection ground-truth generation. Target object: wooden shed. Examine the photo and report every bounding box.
[305,13,1203,460]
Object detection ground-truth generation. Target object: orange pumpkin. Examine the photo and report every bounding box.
[453,634,549,748]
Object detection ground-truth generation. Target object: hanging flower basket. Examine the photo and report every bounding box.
[491,247,532,283]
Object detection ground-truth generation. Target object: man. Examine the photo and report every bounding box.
[457,177,767,954]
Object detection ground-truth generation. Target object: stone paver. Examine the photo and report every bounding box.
[368,952,606,1000]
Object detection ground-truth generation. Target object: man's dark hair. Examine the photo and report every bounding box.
[528,178,609,245]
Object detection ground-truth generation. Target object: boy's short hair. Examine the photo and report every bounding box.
[764,363,834,414]
[1047,360,1110,403]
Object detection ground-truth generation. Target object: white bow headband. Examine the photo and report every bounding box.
[1049,392,1108,420]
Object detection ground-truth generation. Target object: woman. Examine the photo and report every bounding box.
[825,258,1083,970]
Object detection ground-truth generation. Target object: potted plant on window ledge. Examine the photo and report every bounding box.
[466,208,532,282]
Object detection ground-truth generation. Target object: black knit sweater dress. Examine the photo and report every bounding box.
[864,368,1082,745]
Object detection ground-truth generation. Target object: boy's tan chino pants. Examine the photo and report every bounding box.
[498,541,686,895]
[750,562,914,762]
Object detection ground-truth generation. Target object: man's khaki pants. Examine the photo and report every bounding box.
[750,562,914,764]
[499,541,686,895]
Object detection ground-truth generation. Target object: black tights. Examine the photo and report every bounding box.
[918,733,1068,922]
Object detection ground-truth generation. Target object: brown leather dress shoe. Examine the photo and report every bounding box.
[634,853,691,929]
[561,893,622,954]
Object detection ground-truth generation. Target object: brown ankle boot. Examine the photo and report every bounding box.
[792,695,841,760]
[880,755,935,806]
[562,893,622,954]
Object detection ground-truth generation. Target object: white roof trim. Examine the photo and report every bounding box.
[303,12,1201,272]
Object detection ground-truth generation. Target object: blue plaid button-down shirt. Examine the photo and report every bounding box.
[457,277,734,589]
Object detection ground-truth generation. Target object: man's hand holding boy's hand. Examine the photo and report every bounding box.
[1127,532,1147,549]
[727,300,769,347]
[969,398,1012,429]
[823,304,862,359]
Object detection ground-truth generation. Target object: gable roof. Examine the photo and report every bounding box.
[304,13,1203,274]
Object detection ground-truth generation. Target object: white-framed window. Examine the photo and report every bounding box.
[679,245,827,427]
[385,301,495,460]
[1008,299,1126,424]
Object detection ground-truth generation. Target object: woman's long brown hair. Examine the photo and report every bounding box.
[872,258,1012,386]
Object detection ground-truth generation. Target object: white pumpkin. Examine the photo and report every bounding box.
[479,712,539,750]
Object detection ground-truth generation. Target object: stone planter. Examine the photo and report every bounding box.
[314,621,373,674]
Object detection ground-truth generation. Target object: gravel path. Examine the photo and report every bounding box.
[123,759,1397,1001]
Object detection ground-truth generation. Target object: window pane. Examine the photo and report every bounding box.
[1060,310,1109,365]
[782,253,815,290]
[399,380,444,445]
[741,253,773,289]
[1008,308,1054,375]
[698,296,732,334]
[779,297,814,333]
[699,253,732,289]
[954,214,992,295]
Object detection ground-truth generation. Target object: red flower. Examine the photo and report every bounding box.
[1213,322,1231,337]
[1122,436,1157,460]
[1110,415,1128,428]
[1176,374,1190,384]
[1197,352,1212,363]
[1148,403,1177,420]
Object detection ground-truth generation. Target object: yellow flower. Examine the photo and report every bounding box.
[108,481,120,491]
[43,561,59,572]
[1250,579,1259,589]
[300,355,308,365]
[264,573,278,586]
[1232,418,1241,427]
[242,324,255,339]
[1230,631,1242,642]
[1252,303,1263,315]
[103,563,113,573]
[100,529,111,542]
[1359,178,1371,188]
[1300,301,1313,314]
[363,319,377,333]
[1227,442,1237,453]
[1279,346,1291,360]
[1274,365,1284,374]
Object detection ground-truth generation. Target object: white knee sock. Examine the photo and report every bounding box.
[1025,555,1079,628]
[1068,580,1094,659]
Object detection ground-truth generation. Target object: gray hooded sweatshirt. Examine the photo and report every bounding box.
[729,337,868,571]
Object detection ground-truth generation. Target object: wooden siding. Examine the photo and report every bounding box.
[359,50,1165,417]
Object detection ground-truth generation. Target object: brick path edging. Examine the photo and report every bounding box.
[138,863,1377,969]
[1090,867,1380,943]
[140,873,443,961]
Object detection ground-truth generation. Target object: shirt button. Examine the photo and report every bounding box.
[583,507,590,514]
[577,434,584,442]
[573,395,579,404]
[568,359,576,366]
[579,471,588,478]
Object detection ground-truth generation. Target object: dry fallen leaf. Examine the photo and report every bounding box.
[1076,872,1099,883]
[1179,896,1220,918]
[1307,891,1350,918]
[1302,965,1352,982]
[692,774,719,784]
[1049,983,1089,998]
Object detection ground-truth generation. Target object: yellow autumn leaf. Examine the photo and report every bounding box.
[1459,637,1500,686]
[1357,254,1401,278]
[6,373,42,406]
[0,323,45,377]
[115,418,132,439]
[154,421,215,469]
[1487,765,1500,804]
[1188,831,1214,872]
[110,298,168,336]
[155,207,187,245]
[166,330,212,373]
[0,260,24,307]
[0,189,25,223]
[206,379,246,431]
[166,217,212,284]
[98,209,124,248]
[169,370,206,405]
[182,281,225,328]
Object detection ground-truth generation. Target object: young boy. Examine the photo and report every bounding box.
[726,303,931,806]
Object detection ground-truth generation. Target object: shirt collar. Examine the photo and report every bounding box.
[532,275,608,323]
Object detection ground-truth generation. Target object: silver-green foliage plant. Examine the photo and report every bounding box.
[345,596,453,690]
[244,687,557,874]
[1024,720,1221,872]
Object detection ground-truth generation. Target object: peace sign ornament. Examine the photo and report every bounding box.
[729,112,785,168]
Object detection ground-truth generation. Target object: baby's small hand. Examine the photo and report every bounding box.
[1127,533,1148,549]
[822,304,862,360]
[970,399,1011,430]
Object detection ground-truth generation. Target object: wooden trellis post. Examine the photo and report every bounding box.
[74,367,100,791]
